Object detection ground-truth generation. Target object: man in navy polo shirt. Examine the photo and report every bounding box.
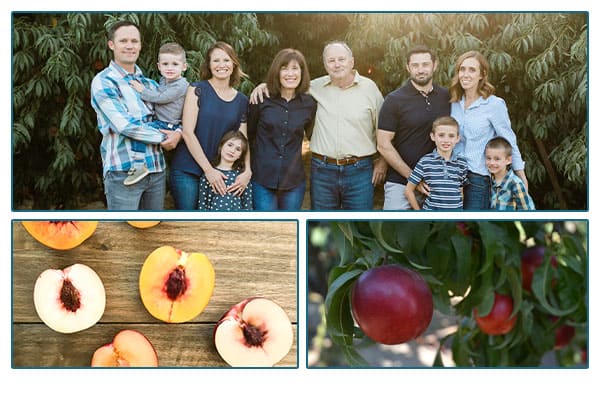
[377,45,451,210]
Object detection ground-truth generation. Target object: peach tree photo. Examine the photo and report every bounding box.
[316,221,587,367]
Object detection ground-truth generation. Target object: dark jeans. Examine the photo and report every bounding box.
[252,180,306,211]
[169,169,201,210]
[464,171,491,210]
[310,157,374,210]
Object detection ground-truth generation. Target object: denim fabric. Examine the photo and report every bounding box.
[310,157,374,210]
[464,171,491,210]
[104,170,165,210]
[169,169,201,210]
[252,180,306,211]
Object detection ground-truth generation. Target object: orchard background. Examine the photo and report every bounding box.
[12,12,587,209]
[307,220,588,367]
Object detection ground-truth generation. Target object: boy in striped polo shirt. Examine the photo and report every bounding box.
[485,137,535,210]
[405,116,468,210]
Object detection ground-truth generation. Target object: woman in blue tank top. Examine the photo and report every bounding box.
[169,41,250,210]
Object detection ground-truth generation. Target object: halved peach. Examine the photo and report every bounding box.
[214,297,294,367]
[91,329,158,367]
[139,246,215,323]
[22,221,98,250]
[127,221,160,229]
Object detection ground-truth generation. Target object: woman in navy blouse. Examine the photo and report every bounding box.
[170,42,250,210]
[247,49,317,210]
[450,50,529,210]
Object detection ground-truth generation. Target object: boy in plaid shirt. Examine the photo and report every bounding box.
[485,137,535,210]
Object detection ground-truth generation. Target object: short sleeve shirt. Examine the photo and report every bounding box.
[378,81,450,185]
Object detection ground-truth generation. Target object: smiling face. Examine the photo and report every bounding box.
[209,48,234,82]
[157,53,187,82]
[406,52,437,90]
[323,43,354,85]
[108,25,141,72]
[458,57,483,94]
[485,147,512,177]
[220,138,243,164]
[430,124,460,157]
[279,59,302,92]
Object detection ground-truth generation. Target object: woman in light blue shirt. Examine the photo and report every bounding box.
[450,50,528,210]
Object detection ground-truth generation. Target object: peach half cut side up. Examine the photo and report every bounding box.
[91,329,158,367]
[33,263,106,333]
[214,297,294,367]
[139,246,215,323]
[22,221,98,250]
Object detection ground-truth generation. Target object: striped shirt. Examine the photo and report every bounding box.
[451,95,525,176]
[491,169,535,210]
[408,149,468,210]
[91,61,166,176]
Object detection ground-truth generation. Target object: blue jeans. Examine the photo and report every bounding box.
[169,169,201,210]
[104,170,165,210]
[464,171,491,210]
[131,121,174,159]
[310,157,374,210]
[252,180,306,211]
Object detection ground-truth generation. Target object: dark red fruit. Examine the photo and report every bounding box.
[551,317,575,349]
[351,265,433,345]
[474,293,517,335]
[521,246,557,292]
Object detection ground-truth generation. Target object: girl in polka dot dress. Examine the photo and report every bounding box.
[197,130,253,210]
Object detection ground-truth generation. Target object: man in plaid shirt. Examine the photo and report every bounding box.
[485,137,535,210]
[91,20,180,210]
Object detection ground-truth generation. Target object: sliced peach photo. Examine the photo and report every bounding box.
[127,221,160,229]
[22,221,98,250]
[91,329,158,367]
[214,297,294,367]
[139,246,215,323]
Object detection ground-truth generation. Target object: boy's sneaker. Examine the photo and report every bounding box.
[124,165,149,186]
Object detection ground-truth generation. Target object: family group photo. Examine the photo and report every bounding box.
[12,12,588,210]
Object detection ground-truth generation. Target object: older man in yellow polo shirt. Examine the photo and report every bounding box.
[308,41,386,209]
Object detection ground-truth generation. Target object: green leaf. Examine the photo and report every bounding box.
[324,269,363,347]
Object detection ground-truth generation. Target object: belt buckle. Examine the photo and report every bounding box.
[335,157,356,166]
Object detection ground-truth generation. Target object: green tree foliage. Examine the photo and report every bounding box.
[317,221,587,367]
[12,12,587,209]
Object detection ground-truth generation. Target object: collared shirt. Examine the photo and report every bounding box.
[91,61,166,176]
[378,80,451,185]
[248,93,317,190]
[491,168,535,210]
[408,148,468,210]
[309,71,383,158]
[451,95,525,176]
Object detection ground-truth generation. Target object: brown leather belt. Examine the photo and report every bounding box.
[312,152,372,166]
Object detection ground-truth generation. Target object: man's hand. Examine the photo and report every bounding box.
[371,157,388,186]
[249,83,269,104]
[130,80,145,93]
[160,130,181,151]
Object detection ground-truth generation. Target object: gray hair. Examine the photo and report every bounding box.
[322,41,353,62]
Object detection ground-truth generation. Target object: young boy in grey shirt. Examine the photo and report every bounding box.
[126,42,189,185]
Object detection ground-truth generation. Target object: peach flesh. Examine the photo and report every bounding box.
[214,298,293,367]
[33,264,106,333]
[91,330,158,367]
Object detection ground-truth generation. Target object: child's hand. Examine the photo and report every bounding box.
[130,80,145,93]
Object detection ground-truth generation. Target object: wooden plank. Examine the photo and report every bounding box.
[12,323,297,367]
[12,220,298,367]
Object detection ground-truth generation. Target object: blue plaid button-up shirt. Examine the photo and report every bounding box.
[491,168,535,210]
[91,61,166,176]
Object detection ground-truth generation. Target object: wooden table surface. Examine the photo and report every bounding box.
[12,220,298,368]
